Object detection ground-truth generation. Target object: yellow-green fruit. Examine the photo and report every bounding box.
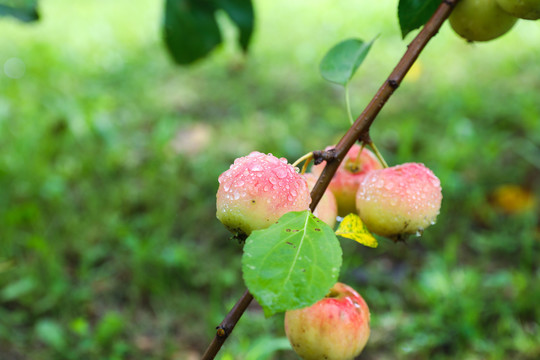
[450,0,518,42]
[496,0,540,19]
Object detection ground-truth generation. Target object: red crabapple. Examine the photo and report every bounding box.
[311,144,383,216]
[284,282,370,360]
[303,173,338,228]
[356,163,442,239]
[216,152,311,237]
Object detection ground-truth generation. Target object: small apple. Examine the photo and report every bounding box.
[496,0,540,19]
[303,173,338,228]
[284,282,370,360]
[311,144,383,216]
[356,162,442,239]
[449,0,518,42]
[216,152,311,237]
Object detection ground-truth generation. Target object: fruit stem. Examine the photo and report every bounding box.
[367,141,389,168]
[292,152,314,174]
[345,84,354,125]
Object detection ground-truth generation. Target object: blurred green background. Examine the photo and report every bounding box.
[1,0,539,359]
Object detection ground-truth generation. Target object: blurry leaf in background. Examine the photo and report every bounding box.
[95,312,126,347]
[242,211,342,316]
[35,319,66,350]
[397,0,440,38]
[0,0,39,22]
[163,0,254,65]
[490,184,536,214]
[336,213,378,248]
[244,336,292,360]
[319,37,376,86]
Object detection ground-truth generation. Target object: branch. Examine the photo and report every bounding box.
[202,1,459,358]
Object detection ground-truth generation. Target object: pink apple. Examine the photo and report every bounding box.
[356,162,442,239]
[303,173,338,228]
[216,152,311,236]
[284,282,370,360]
[311,144,383,216]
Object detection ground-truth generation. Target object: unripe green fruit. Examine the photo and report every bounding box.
[449,0,518,42]
[216,152,311,237]
[311,144,383,217]
[496,0,540,19]
[284,282,370,360]
[303,173,338,228]
[356,163,442,239]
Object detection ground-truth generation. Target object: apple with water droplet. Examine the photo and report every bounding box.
[284,282,370,360]
[356,162,442,240]
[216,152,311,237]
[311,144,383,216]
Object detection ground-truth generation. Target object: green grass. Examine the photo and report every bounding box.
[1,0,539,359]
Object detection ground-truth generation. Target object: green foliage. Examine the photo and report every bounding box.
[398,0,441,38]
[242,211,342,316]
[0,0,39,22]
[0,1,539,359]
[319,38,376,86]
[163,0,254,64]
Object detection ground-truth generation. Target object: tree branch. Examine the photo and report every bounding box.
[202,1,459,358]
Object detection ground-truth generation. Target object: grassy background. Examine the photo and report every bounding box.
[0,0,539,359]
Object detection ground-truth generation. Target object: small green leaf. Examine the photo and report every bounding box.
[242,211,342,316]
[336,213,378,248]
[0,1,39,22]
[398,0,440,38]
[319,37,376,86]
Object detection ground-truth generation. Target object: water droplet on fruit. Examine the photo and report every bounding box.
[269,176,277,185]
[287,195,293,201]
[224,183,231,191]
[250,164,262,171]
[263,185,269,191]
[233,191,240,200]
[236,180,244,187]
[276,168,287,178]
[376,179,384,188]
[385,182,394,190]
[290,189,297,197]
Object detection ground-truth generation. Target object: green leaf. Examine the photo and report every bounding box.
[163,0,254,65]
[0,0,39,22]
[336,213,378,248]
[35,319,66,350]
[216,0,254,51]
[397,0,440,38]
[319,37,376,86]
[242,211,342,317]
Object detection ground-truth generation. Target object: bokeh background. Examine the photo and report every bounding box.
[1,0,539,359]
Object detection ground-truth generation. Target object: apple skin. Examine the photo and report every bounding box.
[216,152,311,237]
[496,0,540,19]
[284,282,370,360]
[303,173,338,228]
[449,0,518,42]
[311,144,383,217]
[356,163,442,239]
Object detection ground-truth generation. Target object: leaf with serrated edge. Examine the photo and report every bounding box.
[319,37,376,86]
[336,213,378,248]
[398,0,440,38]
[242,211,342,316]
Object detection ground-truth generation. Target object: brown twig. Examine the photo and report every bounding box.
[202,1,459,358]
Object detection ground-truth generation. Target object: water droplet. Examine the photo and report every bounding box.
[269,176,277,185]
[276,168,288,178]
[233,191,240,200]
[236,180,245,187]
[250,164,263,171]
[264,185,269,191]
[376,179,384,188]
[287,195,293,201]
[385,182,394,190]
[290,189,297,197]
[224,183,231,191]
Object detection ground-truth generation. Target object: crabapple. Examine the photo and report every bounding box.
[303,173,338,228]
[449,0,518,42]
[496,0,540,19]
[216,152,311,237]
[311,144,383,216]
[284,282,370,360]
[356,163,442,239]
